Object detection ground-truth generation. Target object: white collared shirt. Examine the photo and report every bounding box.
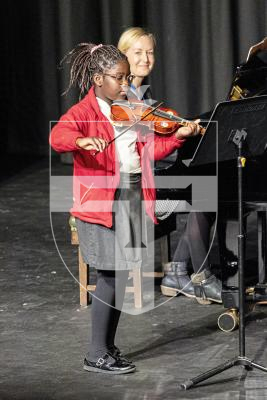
[97,97,141,173]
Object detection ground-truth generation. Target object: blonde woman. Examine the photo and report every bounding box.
[118,28,222,304]
[118,27,196,299]
[118,27,155,102]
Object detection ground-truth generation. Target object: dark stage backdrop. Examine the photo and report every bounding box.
[6,0,267,156]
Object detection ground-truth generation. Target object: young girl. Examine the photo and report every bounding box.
[50,42,199,374]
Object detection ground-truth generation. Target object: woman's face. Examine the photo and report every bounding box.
[125,35,155,79]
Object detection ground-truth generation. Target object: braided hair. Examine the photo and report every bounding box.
[60,43,127,97]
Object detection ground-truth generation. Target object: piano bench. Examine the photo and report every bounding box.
[69,216,171,308]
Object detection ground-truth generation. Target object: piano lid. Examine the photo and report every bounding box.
[246,37,267,62]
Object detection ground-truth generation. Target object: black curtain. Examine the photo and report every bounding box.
[6,0,267,156]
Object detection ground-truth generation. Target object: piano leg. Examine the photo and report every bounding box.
[257,210,267,284]
[219,208,267,331]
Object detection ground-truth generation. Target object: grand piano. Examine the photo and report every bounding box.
[218,38,267,330]
[157,37,267,331]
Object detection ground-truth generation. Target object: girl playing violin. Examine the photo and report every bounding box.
[50,42,200,375]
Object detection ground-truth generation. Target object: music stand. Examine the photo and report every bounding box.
[180,95,267,390]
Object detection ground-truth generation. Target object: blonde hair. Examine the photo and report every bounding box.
[118,27,156,54]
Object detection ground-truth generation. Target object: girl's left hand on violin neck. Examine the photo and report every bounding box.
[174,119,202,140]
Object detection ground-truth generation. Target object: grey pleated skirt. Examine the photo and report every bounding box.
[76,173,145,271]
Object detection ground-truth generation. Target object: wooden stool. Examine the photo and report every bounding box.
[69,216,169,308]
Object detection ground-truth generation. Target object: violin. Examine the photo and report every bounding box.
[92,100,205,156]
[111,100,206,136]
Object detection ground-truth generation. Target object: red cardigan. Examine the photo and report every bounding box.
[50,86,185,227]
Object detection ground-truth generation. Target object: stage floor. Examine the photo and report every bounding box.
[0,157,266,400]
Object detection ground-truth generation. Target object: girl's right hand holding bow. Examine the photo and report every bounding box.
[76,137,108,152]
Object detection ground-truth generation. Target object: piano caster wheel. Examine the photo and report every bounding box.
[218,309,239,332]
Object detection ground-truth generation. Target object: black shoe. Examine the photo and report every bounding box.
[109,345,133,363]
[161,262,195,298]
[191,269,222,304]
[83,352,136,375]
